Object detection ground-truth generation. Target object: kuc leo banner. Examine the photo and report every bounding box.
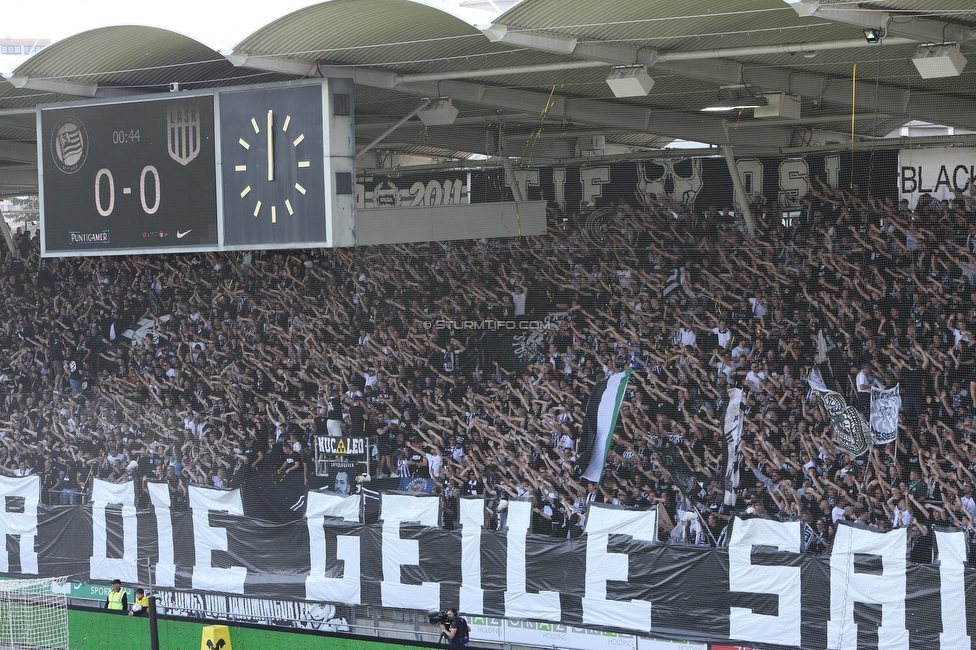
[0,476,974,650]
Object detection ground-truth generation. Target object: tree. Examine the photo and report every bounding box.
[9,195,39,233]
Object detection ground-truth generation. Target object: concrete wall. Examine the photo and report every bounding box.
[355,200,546,245]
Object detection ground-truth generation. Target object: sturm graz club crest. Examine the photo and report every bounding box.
[584,206,617,247]
[50,116,88,174]
[167,106,201,166]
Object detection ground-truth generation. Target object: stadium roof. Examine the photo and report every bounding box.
[2,0,976,196]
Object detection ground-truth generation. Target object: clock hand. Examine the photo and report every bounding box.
[267,109,274,182]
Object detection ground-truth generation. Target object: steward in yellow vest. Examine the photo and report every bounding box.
[106,579,128,612]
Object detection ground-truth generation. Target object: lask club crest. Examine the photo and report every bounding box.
[167,107,202,166]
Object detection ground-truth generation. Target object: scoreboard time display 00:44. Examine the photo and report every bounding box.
[39,94,219,255]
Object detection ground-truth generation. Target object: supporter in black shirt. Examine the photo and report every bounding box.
[347,395,366,437]
[326,391,344,437]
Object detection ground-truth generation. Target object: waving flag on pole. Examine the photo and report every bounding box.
[807,367,872,457]
[580,369,632,482]
[870,383,901,445]
[723,387,744,506]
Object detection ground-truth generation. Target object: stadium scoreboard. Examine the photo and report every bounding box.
[37,78,356,257]
[41,94,219,252]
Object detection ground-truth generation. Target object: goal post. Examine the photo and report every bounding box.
[0,577,70,650]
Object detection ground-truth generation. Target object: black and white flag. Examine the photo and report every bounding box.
[723,387,744,506]
[662,267,698,299]
[870,383,901,445]
[807,368,872,457]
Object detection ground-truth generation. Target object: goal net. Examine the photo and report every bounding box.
[0,578,69,650]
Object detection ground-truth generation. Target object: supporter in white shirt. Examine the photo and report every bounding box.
[962,486,976,519]
[832,497,851,524]
[107,448,127,466]
[953,322,972,348]
[730,340,751,361]
[184,414,207,441]
[511,287,527,316]
[856,365,872,394]
[891,499,912,528]
[558,433,575,452]
[425,448,444,480]
[855,363,872,412]
[749,294,768,319]
[744,362,765,391]
[677,326,697,348]
[713,351,734,383]
[364,369,379,388]
[711,320,732,349]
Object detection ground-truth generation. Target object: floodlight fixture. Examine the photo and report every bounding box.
[912,43,967,79]
[417,98,459,126]
[606,66,655,98]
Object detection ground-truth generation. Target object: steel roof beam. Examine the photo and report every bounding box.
[354,129,580,161]
[783,0,974,44]
[0,167,38,186]
[0,141,37,165]
[222,52,320,77]
[325,66,782,146]
[3,75,98,97]
[482,22,976,131]
[3,75,138,99]
[396,59,606,84]
[393,78,793,148]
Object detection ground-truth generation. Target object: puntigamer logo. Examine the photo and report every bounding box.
[69,230,110,244]
[51,115,88,174]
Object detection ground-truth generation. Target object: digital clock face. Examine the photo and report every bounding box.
[40,95,218,255]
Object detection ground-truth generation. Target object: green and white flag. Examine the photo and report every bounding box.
[580,369,632,482]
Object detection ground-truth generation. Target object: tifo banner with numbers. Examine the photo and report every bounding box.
[357,151,898,213]
[0,476,973,650]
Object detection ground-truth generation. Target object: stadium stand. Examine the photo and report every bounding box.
[2,177,975,564]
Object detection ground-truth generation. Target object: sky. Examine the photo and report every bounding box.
[0,0,510,51]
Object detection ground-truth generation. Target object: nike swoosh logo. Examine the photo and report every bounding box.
[176,229,192,239]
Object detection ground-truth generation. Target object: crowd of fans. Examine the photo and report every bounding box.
[2,174,976,564]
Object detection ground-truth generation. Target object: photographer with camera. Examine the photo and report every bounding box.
[437,608,469,646]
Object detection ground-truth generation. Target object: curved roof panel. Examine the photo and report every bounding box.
[495,0,833,49]
[232,0,564,74]
[10,26,258,91]
[1,0,330,52]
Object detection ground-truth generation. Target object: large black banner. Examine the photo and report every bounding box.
[376,151,900,213]
[1,477,973,650]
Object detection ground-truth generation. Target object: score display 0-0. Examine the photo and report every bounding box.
[38,79,356,257]
[40,94,219,254]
